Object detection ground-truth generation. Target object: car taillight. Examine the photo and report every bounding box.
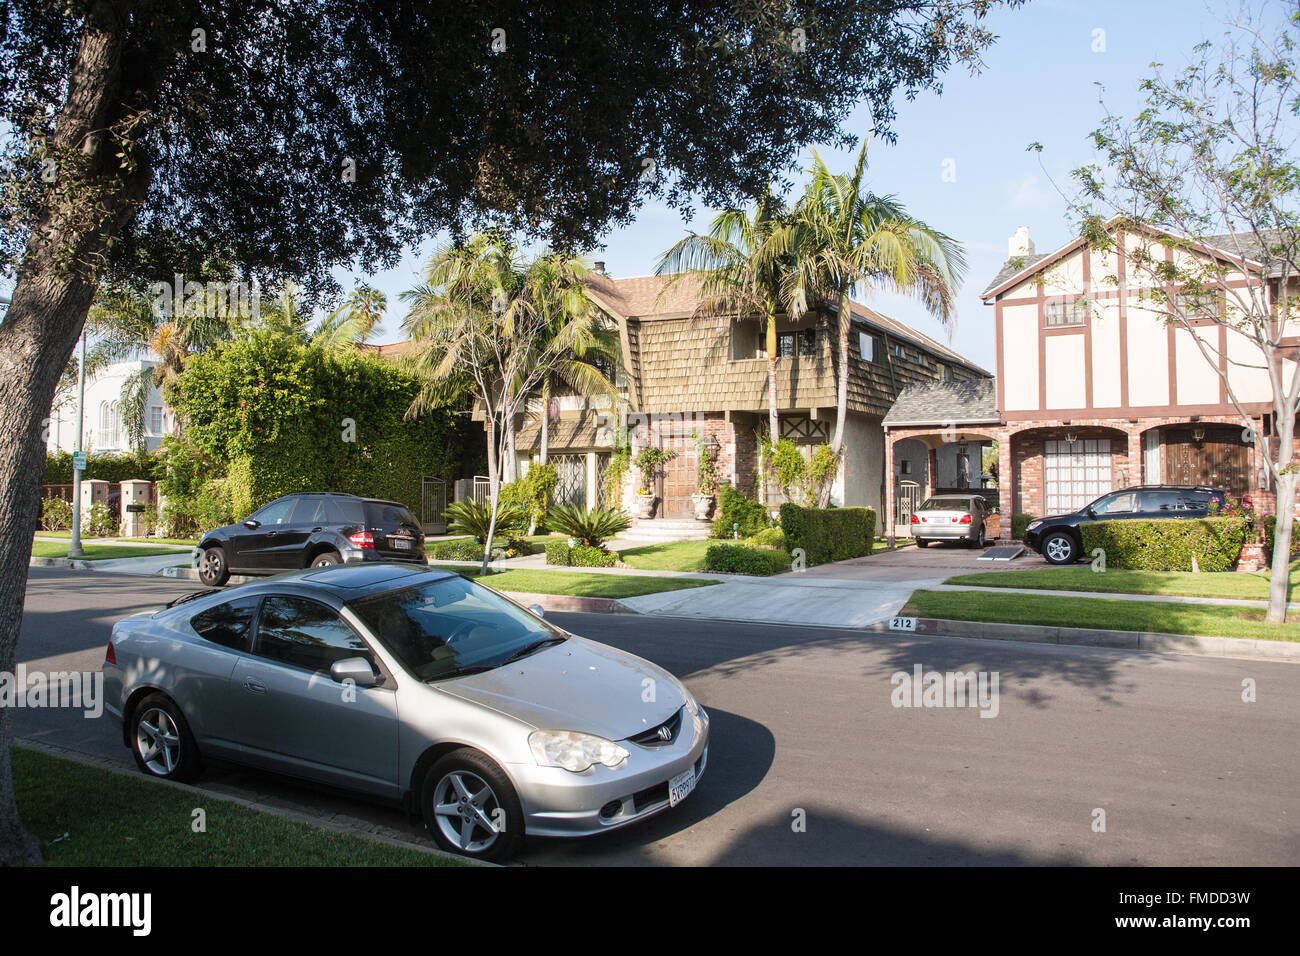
[105,641,116,665]
[910,514,920,523]
[349,531,375,549]
[960,514,972,524]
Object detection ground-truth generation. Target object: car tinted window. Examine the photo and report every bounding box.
[254,596,374,673]
[920,497,973,511]
[191,596,260,651]
[1140,490,1186,512]
[1092,492,1137,515]
[365,502,418,528]
[252,497,297,526]
[350,576,559,682]
[325,497,365,524]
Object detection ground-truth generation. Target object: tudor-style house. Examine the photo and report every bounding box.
[505,267,989,525]
[975,222,1296,523]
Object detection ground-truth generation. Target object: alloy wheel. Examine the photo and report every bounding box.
[135,707,181,775]
[1045,536,1073,563]
[432,770,501,853]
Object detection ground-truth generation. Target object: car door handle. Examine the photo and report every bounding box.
[244,678,267,694]
[312,527,322,532]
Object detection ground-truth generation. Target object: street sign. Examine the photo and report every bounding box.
[72,452,87,471]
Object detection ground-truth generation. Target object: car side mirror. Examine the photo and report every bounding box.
[244,518,261,529]
[527,604,545,618]
[1085,507,1096,519]
[330,657,378,688]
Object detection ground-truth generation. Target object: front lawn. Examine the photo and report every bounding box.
[944,561,1300,602]
[13,748,462,866]
[617,539,713,571]
[32,541,191,561]
[901,589,1300,642]
[432,565,714,599]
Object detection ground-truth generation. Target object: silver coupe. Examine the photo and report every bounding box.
[102,563,709,861]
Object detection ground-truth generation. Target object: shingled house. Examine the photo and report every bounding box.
[511,269,990,525]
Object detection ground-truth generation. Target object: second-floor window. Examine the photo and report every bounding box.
[1044,298,1087,327]
[857,331,879,362]
[149,406,163,434]
[777,329,817,358]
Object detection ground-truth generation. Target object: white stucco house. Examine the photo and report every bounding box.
[47,357,172,456]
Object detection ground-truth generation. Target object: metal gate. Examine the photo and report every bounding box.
[896,480,920,536]
[552,455,587,508]
[420,477,447,533]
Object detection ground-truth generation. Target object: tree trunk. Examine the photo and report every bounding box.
[539,380,550,465]
[481,415,499,575]
[0,1,154,866]
[823,292,850,507]
[1266,464,1295,625]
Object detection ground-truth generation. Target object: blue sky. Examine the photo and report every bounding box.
[348,1,1285,371]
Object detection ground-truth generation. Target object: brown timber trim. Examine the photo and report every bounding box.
[1001,400,1275,421]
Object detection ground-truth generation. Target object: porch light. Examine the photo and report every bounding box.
[1193,427,1206,442]
[1065,430,1077,445]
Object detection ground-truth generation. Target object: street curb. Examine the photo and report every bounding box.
[488,589,634,615]
[867,617,1300,662]
[29,556,93,570]
[161,565,259,586]
[13,739,491,867]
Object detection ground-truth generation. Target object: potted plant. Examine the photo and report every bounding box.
[632,446,672,519]
[691,430,718,520]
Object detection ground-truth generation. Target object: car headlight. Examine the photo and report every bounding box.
[680,684,700,717]
[1026,519,1043,530]
[529,730,629,773]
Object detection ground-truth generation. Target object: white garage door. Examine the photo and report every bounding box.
[1043,438,1112,514]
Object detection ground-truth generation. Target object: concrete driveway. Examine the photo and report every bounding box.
[794,539,1052,583]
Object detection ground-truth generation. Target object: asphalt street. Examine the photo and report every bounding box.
[12,567,1300,866]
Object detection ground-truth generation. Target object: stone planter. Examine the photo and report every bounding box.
[633,493,657,519]
[691,493,715,521]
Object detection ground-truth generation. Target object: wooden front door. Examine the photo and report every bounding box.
[659,436,695,519]
[1161,426,1251,496]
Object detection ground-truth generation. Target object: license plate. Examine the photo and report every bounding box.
[669,767,696,807]
[392,538,412,550]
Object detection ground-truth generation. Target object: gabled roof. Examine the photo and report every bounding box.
[587,273,986,375]
[882,378,999,427]
[980,219,1275,301]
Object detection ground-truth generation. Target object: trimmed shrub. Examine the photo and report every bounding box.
[779,503,875,566]
[1263,515,1300,564]
[712,484,769,539]
[1011,513,1037,542]
[544,542,618,567]
[430,537,531,561]
[746,527,786,548]
[705,543,791,575]
[1079,517,1250,572]
[571,545,619,568]
[40,497,73,531]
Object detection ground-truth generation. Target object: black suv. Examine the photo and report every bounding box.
[1023,485,1228,565]
[196,493,425,585]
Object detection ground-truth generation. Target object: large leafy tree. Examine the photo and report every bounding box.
[0,0,1014,865]
[780,142,966,501]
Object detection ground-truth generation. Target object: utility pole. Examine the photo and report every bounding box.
[68,328,87,558]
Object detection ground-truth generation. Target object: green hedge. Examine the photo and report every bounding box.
[172,331,463,519]
[44,449,165,485]
[430,537,531,561]
[712,485,769,539]
[778,503,875,566]
[1263,515,1299,565]
[1079,517,1250,572]
[1011,513,1037,541]
[704,543,791,575]
[544,542,618,567]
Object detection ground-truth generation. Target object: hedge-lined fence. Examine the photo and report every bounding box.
[704,543,790,575]
[779,503,876,566]
[1079,517,1251,572]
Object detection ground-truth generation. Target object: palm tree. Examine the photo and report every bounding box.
[655,188,792,449]
[781,142,966,488]
[313,283,387,351]
[86,280,247,444]
[521,254,622,465]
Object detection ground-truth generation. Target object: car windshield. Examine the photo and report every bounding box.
[920,497,973,511]
[348,575,563,682]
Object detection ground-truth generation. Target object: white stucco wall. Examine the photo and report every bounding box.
[47,359,169,455]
